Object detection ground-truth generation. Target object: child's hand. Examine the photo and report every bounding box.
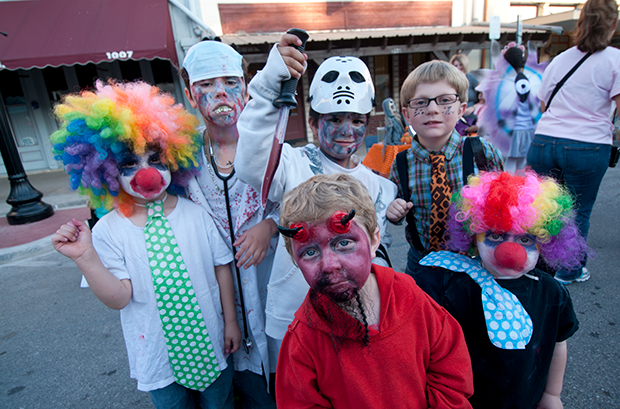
[537,391,563,409]
[224,321,242,354]
[277,32,307,79]
[387,199,413,222]
[233,219,277,269]
[51,218,95,261]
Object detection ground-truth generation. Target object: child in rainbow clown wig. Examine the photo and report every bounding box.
[50,81,241,409]
[418,171,586,409]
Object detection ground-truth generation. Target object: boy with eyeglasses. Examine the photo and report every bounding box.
[386,60,504,302]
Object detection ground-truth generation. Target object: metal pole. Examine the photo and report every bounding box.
[0,92,53,225]
[516,14,523,45]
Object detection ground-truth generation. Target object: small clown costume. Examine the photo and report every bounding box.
[50,81,235,393]
[419,171,585,408]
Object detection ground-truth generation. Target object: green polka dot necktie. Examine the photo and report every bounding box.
[144,199,221,391]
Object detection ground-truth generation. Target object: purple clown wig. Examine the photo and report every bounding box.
[51,80,201,217]
[447,171,588,270]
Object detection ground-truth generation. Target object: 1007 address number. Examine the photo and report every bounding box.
[106,51,134,60]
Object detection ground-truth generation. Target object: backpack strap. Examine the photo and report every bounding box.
[396,150,425,252]
[462,137,489,183]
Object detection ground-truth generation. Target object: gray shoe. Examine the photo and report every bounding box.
[555,267,590,285]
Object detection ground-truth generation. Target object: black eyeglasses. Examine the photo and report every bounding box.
[406,94,460,109]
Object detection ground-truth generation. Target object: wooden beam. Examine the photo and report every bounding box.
[240,40,548,63]
[381,37,388,49]
[433,50,449,61]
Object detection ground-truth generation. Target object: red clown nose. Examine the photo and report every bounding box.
[494,242,527,270]
[134,167,163,191]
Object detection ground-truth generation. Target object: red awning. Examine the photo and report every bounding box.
[0,0,178,71]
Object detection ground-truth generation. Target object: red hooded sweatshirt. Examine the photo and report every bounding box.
[276,265,473,409]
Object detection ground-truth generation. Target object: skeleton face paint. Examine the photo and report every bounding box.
[191,76,246,127]
[118,150,171,200]
[292,220,373,303]
[476,231,540,279]
[317,112,367,164]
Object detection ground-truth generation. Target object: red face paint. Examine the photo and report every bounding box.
[292,221,373,303]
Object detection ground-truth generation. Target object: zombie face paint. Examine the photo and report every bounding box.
[292,220,374,303]
[191,76,246,127]
[403,82,465,147]
[476,231,540,279]
[316,112,367,165]
[118,150,171,200]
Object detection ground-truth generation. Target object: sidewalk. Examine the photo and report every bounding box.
[0,169,88,264]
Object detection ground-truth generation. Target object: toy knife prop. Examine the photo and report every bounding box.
[261,28,309,206]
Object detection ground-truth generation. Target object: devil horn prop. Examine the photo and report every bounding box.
[277,225,301,238]
[341,209,356,226]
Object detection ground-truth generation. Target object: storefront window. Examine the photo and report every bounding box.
[75,63,99,89]
[374,55,391,113]
[0,70,38,148]
[151,59,175,93]
[42,66,69,103]
[119,60,143,82]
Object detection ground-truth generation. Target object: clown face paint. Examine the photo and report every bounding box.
[316,112,367,166]
[191,76,246,127]
[292,221,375,303]
[119,150,171,200]
[476,231,540,279]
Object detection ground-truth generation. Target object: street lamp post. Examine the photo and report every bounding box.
[0,93,54,225]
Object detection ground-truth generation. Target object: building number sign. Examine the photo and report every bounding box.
[106,51,134,60]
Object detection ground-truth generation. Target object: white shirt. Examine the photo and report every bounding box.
[536,46,620,144]
[91,198,233,392]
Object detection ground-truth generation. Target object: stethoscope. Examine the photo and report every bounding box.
[208,149,253,354]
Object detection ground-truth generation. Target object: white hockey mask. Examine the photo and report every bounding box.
[309,56,375,114]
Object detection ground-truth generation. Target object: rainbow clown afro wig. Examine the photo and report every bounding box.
[447,171,588,270]
[51,80,201,217]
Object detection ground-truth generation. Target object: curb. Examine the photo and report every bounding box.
[0,234,55,265]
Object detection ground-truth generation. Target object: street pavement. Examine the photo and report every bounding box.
[1,166,619,408]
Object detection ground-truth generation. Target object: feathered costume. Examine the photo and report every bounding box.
[476,41,548,158]
[447,171,588,271]
[50,80,201,217]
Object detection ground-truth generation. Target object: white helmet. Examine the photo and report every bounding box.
[309,56,375,114]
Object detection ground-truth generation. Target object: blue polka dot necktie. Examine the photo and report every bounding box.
[145,200,221,390]
[420,251,533,350]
